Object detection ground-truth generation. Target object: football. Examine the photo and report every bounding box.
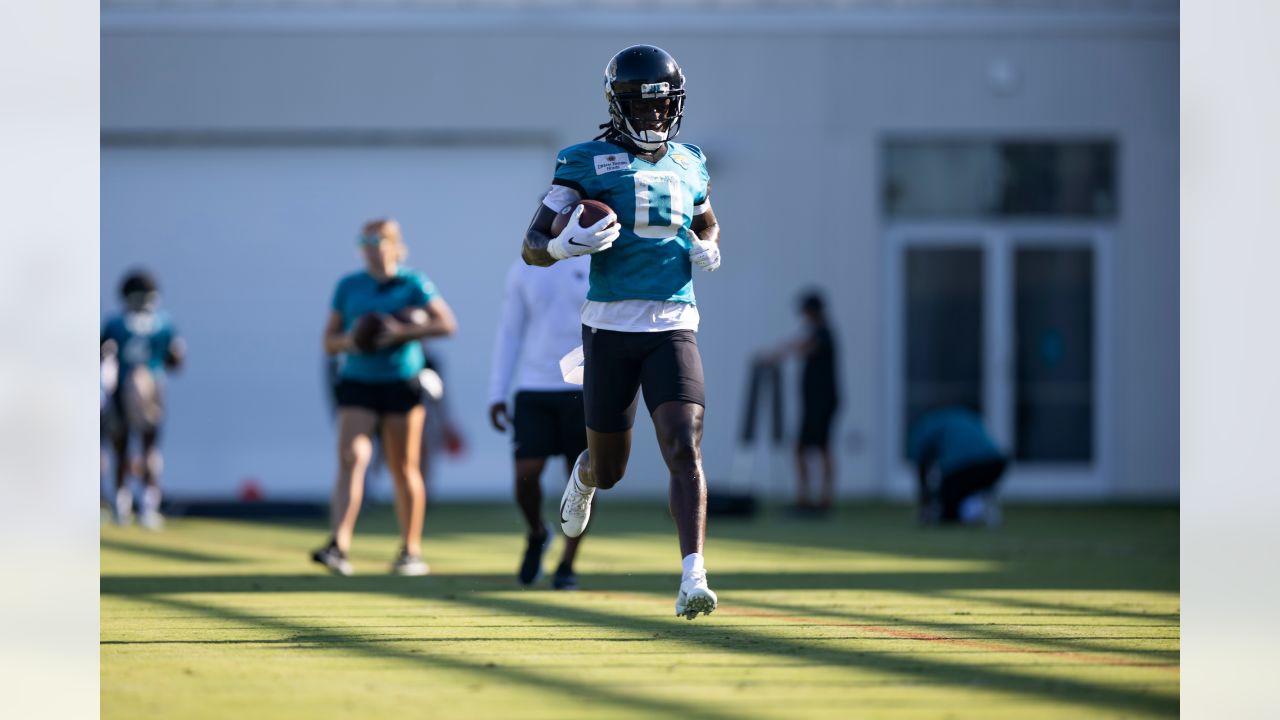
[550,199,615,237]
[351,312,390,353]
[352,308,425,353]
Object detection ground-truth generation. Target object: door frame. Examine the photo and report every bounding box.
[882,221,1114,500]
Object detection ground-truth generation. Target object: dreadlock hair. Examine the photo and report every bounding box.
[593,121,625,144]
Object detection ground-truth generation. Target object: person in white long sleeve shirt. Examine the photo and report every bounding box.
[488,255,592,589]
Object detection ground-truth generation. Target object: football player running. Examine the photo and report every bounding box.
[521,45,722,619]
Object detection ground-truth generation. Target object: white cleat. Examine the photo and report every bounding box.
[559,450,595,538]
[676,571,718,620]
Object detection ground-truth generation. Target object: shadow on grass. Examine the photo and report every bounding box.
[99,563,1175,597]
[100,537,243,565]
[103,570,1178,717]
[240,502,1179,561]
[933,590,1181,623]
[458,592,1179,718]
[737,597,1180,663]
[132,595,740,720]
[103,504,1179,717]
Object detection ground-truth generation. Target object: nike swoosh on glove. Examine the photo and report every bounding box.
[548,205,620,260]
[690,239,721,272]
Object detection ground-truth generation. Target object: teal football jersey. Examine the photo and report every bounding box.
[101,311,179,375]
[331,267,439,383]
[552,140,711,304]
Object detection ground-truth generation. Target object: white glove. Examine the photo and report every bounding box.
[690,238,721,272]
[548,205,620,260]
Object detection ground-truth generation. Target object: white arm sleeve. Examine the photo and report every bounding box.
[487,262,529,405]
[541,184,584,214]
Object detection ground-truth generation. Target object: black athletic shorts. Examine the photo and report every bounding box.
[582,326,706,433]
[334,378,422,415]
[798,400,838,449]
[513,390,587,460]
[102,386,165,441]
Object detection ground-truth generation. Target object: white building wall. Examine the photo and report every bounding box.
[101,8,1178,500]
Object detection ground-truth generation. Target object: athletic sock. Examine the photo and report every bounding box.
[682,552,705,581]
[142,486,162,515]
[114,486,132,511]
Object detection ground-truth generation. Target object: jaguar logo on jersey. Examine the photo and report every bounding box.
[670,154,691,169]
[593,154,631,175]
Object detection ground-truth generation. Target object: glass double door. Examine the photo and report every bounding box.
[885,225,1111,497]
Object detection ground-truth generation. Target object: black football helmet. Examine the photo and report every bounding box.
[603,45,686,152]
[120,268,159,311]
[120,269,158,298]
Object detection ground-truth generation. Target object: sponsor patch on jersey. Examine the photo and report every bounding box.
[593,154,631,175]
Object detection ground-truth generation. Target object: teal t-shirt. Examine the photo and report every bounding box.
[552,140,711,304]
[101,311,178,376]
[331,267,439,383]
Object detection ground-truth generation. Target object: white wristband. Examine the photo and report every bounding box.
[547,235,569,260]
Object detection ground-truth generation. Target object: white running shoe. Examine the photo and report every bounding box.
[311,542,353,577]
[559,450,595,538]
[139,510,165,532]
[139,486,164,531]
[676,571,718,620]
[112,487,134,527]
[390,548,429,577]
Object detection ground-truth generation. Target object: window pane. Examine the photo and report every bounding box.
[885,140,1116,219]
[1014,247,1094,462]
[904,247,983,457]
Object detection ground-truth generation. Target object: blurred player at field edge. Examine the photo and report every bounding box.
[521,45,722,619]
[101,270,185,530]
[908,406,1007,526]
[312,219,457,576]
[760,290,841,515]
[488,256,592,590]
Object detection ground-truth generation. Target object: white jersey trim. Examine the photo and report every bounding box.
[581,299,700,333]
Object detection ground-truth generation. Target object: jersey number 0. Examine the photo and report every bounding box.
[632,171,686,240]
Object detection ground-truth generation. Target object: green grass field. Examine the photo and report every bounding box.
[101,502,1178,719]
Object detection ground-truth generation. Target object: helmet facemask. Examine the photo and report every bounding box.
[124,290,159,313]
[609,91,685,152]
